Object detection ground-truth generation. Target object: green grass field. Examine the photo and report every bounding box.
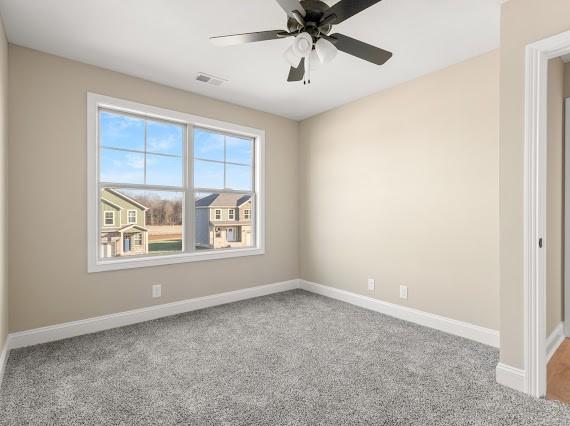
[149,239,182,253]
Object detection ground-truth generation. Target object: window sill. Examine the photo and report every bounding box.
[88,247,265,273]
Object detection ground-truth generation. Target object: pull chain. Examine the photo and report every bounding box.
[304,52,311,85]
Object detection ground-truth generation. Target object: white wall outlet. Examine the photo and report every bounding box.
[399,285,408,300]
[152,284,162,298]
[367,278,375,291]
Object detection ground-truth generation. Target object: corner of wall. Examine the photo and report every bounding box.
[0,10,8,356]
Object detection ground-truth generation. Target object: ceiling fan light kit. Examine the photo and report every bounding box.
[211,0,393,84]
[315,38,337,64]
[290,32,313,58]
[309,50,321,71]
[284,45,303,67]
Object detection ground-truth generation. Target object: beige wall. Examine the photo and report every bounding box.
[500,0,570,368]
[0,19,7,350]
[565,63,570,98]
[299,50,500,329]
[546,57,565,337]
[8,45,299,332]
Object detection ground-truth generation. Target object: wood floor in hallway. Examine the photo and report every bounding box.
[548,338,570,405]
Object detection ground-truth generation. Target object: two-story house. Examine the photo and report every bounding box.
[100,188,149,258]
[195,193,252,249]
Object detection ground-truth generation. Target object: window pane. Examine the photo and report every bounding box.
[146,154,184,187]
[226,164,252,191]
[100,148,144,184]
[194,128,224,161]
[147,121,184,156]
[195,193,254,250]
[226,136,253,165]
[194,160,224,189]
[99,111,145,151]
[99,188,184,259]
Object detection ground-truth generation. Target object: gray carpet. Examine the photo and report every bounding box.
[1,290,570,425]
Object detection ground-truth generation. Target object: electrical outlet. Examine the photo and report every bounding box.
[399,285,408,300]
[367,278,375,291]
[152,284,162,298]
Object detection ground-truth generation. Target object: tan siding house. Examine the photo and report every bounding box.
[195,193,253,249]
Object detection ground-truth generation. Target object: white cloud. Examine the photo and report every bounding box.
[148,134,177,153]
[125,153,144,169]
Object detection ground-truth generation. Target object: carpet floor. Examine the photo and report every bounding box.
[1,289,570,425]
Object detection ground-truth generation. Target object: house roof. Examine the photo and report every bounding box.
[101,198,123,210]
[104,188,149,210]
[119,224,148,233]
[195,193,251,208]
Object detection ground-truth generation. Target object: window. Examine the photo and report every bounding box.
[104,211,114,226]
[244,209,251,220]
[193,127,255,252]
[127,210,137,224]
[88,94,264,272]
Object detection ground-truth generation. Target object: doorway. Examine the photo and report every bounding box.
[523,30,570,398]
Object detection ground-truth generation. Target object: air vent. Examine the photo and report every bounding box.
[196,73,227,87]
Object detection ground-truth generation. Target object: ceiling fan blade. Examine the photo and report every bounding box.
[287,58,305,82]
[275,0,306,18]
[211,30,290,46]
[329,33,392,65]
[323,0,383,25]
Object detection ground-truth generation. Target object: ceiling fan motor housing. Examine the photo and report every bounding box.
[287,0,333,41]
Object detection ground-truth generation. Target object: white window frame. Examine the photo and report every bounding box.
[133,233,143,246]
[127,210,137,224]
[244,209,251,220]
[104,211,115,226]
[228,209,235,220]
[87,93,265,272]
[215,209,222,220]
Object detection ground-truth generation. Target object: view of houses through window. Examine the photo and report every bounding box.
[98,108,255,260]
[195,193,254,250]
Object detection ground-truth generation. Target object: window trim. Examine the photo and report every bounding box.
[104,211,115,226]
[87,93,265,273]
[215,209,222,220]
[228,209,235,220]
[127,210,137,224]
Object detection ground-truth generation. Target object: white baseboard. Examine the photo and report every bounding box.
[496,362,525,393]
[7,278,500,355]
[0,336,9,388]
[546,322,565,363]
[7,279,299,349]
[299,280,500,347]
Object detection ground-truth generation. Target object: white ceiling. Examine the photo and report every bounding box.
[0,0,500,120]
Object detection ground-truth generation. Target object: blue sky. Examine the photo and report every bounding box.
[193,128,252,191]
[100,112,253,191]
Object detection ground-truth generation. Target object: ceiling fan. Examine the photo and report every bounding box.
[210,0,393,84]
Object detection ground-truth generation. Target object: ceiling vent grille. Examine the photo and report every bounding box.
[196,73,227,87]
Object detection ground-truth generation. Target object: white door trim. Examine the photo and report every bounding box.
[523,30,570,398]
[565,99,570,338]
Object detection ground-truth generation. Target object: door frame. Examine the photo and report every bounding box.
[565,98,570,339]
[523,30,570,398]
[226,227,236,242]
